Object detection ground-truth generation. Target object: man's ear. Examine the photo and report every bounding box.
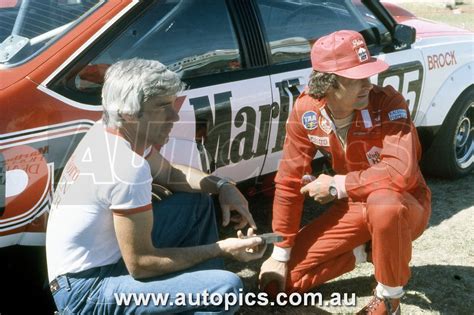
[120,113,139,122]
[326,83,337,96]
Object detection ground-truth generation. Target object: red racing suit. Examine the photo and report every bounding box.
[272,85,431,291]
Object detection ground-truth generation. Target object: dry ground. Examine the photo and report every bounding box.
[221,173,474,314]
[222,4,474,314]
[389,0,474,31]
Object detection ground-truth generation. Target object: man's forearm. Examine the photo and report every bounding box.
[166,164,222,194]
[130,243,223,279]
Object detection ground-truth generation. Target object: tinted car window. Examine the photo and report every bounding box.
[51,0,241,105]
[0,0,104,66]
[256,0,386,65]
[352,0,390,44]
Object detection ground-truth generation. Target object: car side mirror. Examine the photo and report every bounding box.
[393,24,416,50]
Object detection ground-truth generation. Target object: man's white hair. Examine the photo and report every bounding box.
[101,58,184,128]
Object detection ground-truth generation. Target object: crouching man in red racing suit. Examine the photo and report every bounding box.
[259,30,431,314]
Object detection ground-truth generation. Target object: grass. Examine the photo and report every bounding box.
[393,0,474,31]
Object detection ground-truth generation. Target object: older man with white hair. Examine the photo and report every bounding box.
[46,58,265,314]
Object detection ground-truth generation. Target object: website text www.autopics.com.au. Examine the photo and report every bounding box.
[114,288,357,310]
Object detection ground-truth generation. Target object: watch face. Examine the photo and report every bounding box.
[329,186,338,197]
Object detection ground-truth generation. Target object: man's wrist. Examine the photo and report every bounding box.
[214,241,229,258]
[328,179,338,199]
[271,246,292,262]
[333,175,348,199]
[216,178,236,193]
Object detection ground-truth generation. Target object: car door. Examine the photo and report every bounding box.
[254,0,425,175]
[47,0,274,182]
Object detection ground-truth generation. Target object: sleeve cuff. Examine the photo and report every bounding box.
[112,203,152,216]
[271,245,292,262]
[334,175,348,199]
[144,146,153,159]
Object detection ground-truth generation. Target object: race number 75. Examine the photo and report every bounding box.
[377,61,424,120]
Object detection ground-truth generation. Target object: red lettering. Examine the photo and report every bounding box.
[2,145,50,222]
[14,153,31,160]
[65,163,80,181]
[27,164,40,175]
[450,51,457,65]
[428,56,434,70]
[439,53,446,67]
[432,55,439,69]
[428,51,457,71]
[445,52,452,66]
[28,156,40,163]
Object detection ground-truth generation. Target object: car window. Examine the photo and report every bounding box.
[51,0,241,105]
[256,0,389,65]
[0,0,104,66]
[351,0,390,44]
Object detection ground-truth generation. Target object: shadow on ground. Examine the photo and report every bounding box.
[223,172,474,314]
[424,173,474,227]
[242,173,474,231]
[231,264,474,314]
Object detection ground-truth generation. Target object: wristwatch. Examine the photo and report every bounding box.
[216,178,236,192]
[328,182,338,198]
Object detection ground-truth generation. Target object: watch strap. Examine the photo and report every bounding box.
[216,178,236,192]
[329,180,338,198]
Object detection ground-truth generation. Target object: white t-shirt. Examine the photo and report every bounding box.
[46,121,153,281]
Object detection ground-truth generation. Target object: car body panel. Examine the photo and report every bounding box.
[413,35,474,126]
[0,0,127,90]
[263,68,309,174]
[421,62,473,126]
[402,19,472,38]
[164,76,274,181]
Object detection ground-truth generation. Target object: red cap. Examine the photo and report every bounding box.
[311,30,389,79]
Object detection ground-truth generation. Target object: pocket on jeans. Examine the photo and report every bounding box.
[52,288,65,308]
[53,290,76,315]
[61,306,74,315]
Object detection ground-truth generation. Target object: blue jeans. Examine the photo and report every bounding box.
[52,193,243,314]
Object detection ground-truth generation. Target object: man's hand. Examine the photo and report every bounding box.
[259,257,288,292]
[217,228,266,262]
[218,184,257,230]
[300,174,335,204]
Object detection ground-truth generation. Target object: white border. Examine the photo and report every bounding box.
[0,164,53,224]
[36,85,104,111]
[1,130,90,149]
[0,119,94,139]
[0,120,94,144]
